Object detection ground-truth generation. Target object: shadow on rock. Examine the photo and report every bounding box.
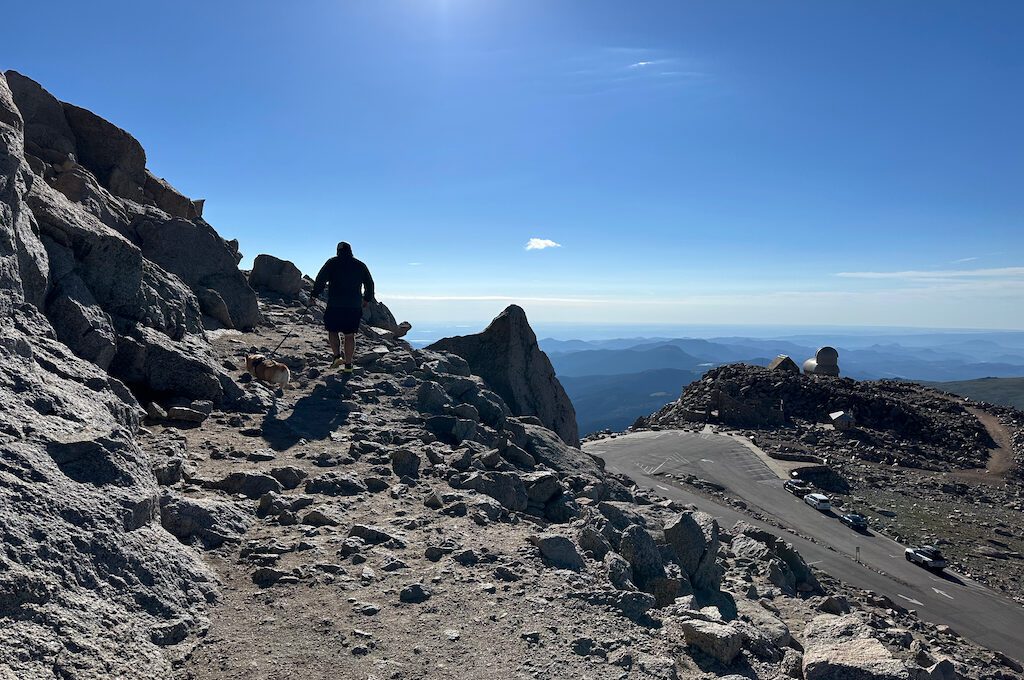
[260,375,353,451]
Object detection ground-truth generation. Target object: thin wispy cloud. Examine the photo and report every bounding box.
[525,238,561,251]
[836,267,1024,280]
[951,256,979,264]
[562,49,708,96]
[407,262,422,266]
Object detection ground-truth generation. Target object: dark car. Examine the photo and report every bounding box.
[839,513,868,530]
[905,545,947,570]
[784,479,814,497]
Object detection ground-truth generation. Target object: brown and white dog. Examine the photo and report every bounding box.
[245,354,291,389]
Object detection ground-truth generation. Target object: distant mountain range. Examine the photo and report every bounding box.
[548,345,707,377]
[926,377,1024,410]
[558,368,698,434]
[541,331,1024,435]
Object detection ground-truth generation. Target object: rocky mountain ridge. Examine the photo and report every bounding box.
[644,363,1018,473]
[1,72,1019,679]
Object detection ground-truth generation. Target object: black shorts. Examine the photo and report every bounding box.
[324,306,362,334]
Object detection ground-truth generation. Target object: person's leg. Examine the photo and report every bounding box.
[329,331,341,359]
[343,333,355,366]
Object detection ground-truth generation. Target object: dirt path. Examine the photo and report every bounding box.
[968,407,1016,476]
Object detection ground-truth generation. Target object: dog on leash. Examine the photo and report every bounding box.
[245,354,291,389]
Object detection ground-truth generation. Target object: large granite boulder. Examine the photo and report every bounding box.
[427,305,579,446]
[249,253,303,296]
[802,614,910,680]
[664,511,723,592]
[731,521,820,594]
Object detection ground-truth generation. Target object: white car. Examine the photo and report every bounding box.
[905,546,947,570]
[804,493,831,511]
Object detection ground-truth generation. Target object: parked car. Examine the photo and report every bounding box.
[905,546,947,570]
[839,513,868,530]
[784,479,814,497]
[804,493,831,511]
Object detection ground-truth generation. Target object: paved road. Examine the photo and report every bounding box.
[584,430,1024,660]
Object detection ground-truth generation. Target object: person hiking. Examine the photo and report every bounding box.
[310,241,375,372]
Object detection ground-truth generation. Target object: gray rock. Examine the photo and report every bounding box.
[302,509,340,527]
[604,551,636,590]
[348,524,402,546]
[803,637,909,680]
[269,465,308,490]
[665,511,722,592]
[802,614,910,680]
[732,522,819,594]
[209,471,283,499]
[522,470,561,504]
[416,380,451,414]
[675,619,743,665]
[166,406,208,423]
[160,493,252,549]
[456,471,528,512]
[578,525,612,560]
[399,583,432,603]
[452,418,477,443]
[427,305,579,446]
[619,524,665,592]
[569,590,656,621]
[425,415,458,443]
[249,253,303,296]
[252,567,293,587]
[305,472,368,496]
[391,448,421,479]
[530,533,584,571]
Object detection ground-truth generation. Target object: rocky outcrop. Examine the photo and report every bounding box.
[0,307,217,678]
[648,363,994,470]
[0,70,262,403]
[427,305,579,446]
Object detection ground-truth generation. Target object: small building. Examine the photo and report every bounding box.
[767,354,800,374]
[829,410,855,430]
[803,346,840,377]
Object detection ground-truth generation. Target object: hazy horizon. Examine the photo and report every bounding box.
[404,318,1024,344]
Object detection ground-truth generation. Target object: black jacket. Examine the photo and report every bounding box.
[311,254,375,308]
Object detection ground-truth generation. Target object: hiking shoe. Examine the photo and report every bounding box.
[331,357,344,369]
[343,363,355,373]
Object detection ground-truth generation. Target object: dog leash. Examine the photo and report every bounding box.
[267,302,315,358]
[267,328,294,358]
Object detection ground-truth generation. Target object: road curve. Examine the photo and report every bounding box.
[584,430,1024,660]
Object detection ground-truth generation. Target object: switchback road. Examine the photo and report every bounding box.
[584,430,1024,660]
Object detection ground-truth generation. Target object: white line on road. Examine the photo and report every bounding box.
[700,459,714,463]
[650,460,668,474]
[806,561,822,566]
[898,594,924,606]
[656,485,669,491]
[932,588,954,600]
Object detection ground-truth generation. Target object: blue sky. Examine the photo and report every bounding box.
[5,1,1023,329]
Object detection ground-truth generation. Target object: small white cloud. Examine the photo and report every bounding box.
[408,262,422,266]
[525,238,562,251]
[629,61,655,68]
[952,256,978,264]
